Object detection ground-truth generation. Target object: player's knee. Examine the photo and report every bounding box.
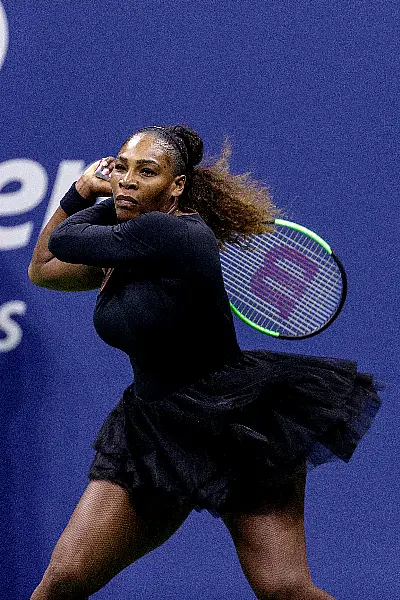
[249,571,313,600]
[36,562,94,599]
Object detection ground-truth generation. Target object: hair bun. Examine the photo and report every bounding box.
[169,125,204,168]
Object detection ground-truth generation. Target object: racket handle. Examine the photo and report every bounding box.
[94,159,111,182]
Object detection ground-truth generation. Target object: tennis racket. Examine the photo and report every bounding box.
[219,219,347,339]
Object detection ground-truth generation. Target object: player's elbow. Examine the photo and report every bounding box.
[27,262,49,288]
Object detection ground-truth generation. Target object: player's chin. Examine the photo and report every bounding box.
[115,205,141,221]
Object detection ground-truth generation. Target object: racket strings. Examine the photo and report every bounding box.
[222,257,341,334]
[225,232,339,299]
[222,261,340,336]
[223,266,337,335]
[223,258,340,314]
[222,246,340,310]
[220,227,344,337]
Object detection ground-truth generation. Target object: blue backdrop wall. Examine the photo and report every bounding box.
[1,1,398,599]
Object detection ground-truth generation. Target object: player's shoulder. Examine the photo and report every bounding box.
[136,211,213,236]
[124,212,218,256]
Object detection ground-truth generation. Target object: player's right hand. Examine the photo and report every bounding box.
[75,157,115,200]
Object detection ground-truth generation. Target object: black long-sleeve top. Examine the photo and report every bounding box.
[48,185,242,399]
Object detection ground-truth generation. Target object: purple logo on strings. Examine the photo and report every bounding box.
[250,246,319,319]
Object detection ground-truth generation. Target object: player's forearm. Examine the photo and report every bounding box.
[28,181,95,283]
[28,160,114,288]
[28,206,72,282]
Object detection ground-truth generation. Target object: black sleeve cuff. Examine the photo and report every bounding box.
[60,183,94,216]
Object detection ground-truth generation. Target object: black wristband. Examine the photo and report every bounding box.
[60,183,94,216]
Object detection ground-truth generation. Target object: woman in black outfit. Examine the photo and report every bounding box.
[28,125,382,600]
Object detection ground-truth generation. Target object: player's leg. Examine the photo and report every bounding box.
[220,463,336,600]
[30,479,193,600]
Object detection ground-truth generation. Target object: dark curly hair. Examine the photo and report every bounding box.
[123,125,280,247]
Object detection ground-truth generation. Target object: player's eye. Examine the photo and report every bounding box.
[141,168,156,176]
[114,162,126,171]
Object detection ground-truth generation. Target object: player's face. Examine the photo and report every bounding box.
[110,134,186,221]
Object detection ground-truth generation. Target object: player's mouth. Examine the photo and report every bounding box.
[115,195,139,207]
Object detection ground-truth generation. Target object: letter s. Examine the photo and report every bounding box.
[0,301,27,352]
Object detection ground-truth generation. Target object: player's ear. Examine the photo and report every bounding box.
[171,175,186,197]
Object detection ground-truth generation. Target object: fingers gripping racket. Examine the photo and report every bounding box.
[219,219,347,339]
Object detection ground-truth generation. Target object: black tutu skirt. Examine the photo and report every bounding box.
[88,350,383,518]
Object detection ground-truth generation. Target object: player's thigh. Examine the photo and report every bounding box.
[42,479,193,592]
[220,462,312,594]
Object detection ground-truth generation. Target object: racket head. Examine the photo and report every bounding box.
[220,219,347,340]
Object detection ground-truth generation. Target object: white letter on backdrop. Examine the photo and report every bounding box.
[0,301,27,352]
[0,159,48,250]
[41,160,85,231]
[0,1,8,71]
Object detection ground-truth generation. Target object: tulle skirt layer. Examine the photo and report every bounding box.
[88,350,382,518]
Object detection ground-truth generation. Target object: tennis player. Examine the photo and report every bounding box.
[28,125,382,600]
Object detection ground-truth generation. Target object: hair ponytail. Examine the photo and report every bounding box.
[181,139,280,247]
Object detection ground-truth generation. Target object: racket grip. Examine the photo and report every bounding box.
[94,160,111,182]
